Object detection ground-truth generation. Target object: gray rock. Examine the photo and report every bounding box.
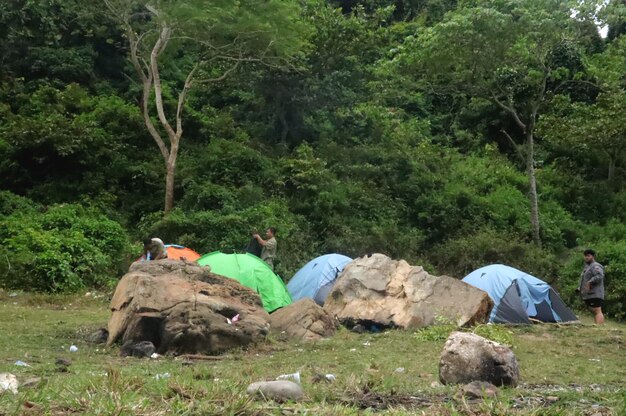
[350,324,365,333]
[246,380,304,402]
[120,341,156,358]
[270,299,337,341]
[55,358,72,367]
[107,260,270,355]
[324,254,493,329]
[439,332,519,387]
[20,377,42,389]
[459,381,499,399]
[87,328,109,344]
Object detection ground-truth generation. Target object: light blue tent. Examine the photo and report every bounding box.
[287,254,352,305]
[462,264,578,324]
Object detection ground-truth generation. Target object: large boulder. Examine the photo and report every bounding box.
[270,298,337,341]
[323,254,493,329]
[107,260,270,355]
[439,332,519,386]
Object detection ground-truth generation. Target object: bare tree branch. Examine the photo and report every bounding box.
[492,94,527,131]
[175,65,198,136]
[500,129,526,163]
[150,26,177,141]
[195,59,241,84]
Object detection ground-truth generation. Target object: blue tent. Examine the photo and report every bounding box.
[462,264,578,324]
[287,254,352,305]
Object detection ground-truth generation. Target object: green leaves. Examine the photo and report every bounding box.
[0,196,132,292]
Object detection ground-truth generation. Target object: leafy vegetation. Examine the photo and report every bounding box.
[1,0,626,318]
[0,195,132,292]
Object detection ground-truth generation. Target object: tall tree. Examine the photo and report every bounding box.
[399,0,596,246]
[539,37,626,183]
[104,0,308,213]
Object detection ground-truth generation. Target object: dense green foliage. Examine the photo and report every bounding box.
[0,192,132,292]
[0,0,625,319]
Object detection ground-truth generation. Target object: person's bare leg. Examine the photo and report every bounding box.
[591,307,605,325]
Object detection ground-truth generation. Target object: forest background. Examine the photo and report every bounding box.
[1,0,625,319]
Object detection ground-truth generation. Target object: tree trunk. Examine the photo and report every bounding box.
[608,151,616,183]
[526,130,541,247]
[164,162,175,214]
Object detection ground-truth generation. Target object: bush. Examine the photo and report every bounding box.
[0,200,132,292]
[431,228,561,281]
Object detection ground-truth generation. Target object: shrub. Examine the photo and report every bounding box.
[0,200,132,292]
[431,228,560,281]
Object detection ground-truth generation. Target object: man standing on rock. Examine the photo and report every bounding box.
[253,227,277,270]
[578,249,605,325]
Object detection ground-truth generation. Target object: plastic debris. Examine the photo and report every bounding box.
[0,373,18,395]
[324,374,336,381]
[394,367,405,373]
[155,373,171,380]
[14,360,30,367]
[276,371,301,384]
[362,341,371,346]
[231,314,240,323]
[349,348,357,352]
[69,345,78,353]
[150,353,161,359]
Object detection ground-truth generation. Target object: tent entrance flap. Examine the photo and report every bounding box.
[532,300,556,322]
[494,281,531,324]
[548,289,579,322]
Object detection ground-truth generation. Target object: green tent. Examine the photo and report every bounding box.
[197,251,292,312]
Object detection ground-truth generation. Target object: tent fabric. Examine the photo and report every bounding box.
[196,251,291,313]
[287,254,352,305]
[164,245,201,262]
[548,288,579,322]
[493,281,531,324]
[462,264,577,324]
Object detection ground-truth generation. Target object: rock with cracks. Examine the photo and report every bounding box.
[439,331,519,386]
[270,298,337,341]
[323,254,493,329]
[107,260,270,355]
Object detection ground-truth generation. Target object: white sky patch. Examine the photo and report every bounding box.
[571,0,610,38]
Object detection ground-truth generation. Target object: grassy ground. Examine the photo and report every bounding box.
[0,291,624,415]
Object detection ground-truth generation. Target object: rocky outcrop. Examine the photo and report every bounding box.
[270,298,337,341]
[439,332,519,386]
[107,260,270,355]
[323,254,493,329]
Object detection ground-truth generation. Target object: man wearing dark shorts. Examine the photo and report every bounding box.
[579,249,605,325]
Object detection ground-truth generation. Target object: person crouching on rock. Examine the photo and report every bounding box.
[142,237,167,261]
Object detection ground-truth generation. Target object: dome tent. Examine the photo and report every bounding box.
[197,251,291,313]
[164,245,201,261]
[138,244,201,262]
[287,254,352,305]
[462,264,578,324]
